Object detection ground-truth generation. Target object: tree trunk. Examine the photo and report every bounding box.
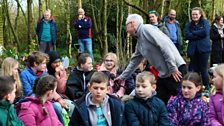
[102,0,108,56]
[211,0,215,20]
[27,0,33,52]
[116,0,119,57]
[160,0,165,19]
[66,0,72,58]
[126,0,132,60]
[5,0,20,50]
[0,4,3,47]
[188,0,191,22]
[78,0,82,8]
[39,0,43,18]
[14,1,20,32]
[15,0,27,25]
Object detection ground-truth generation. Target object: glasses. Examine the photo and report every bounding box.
[105,59,114,62]
[126,21,132,26]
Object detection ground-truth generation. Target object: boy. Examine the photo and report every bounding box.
[69,71,124,126]
[124,71,169,126]
[0,76,24,126]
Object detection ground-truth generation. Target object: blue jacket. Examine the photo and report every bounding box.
[69,94,124,126]
[36,18,58,45]
[20,67,46,96]
[125,95,169,126]
[184,18,211,56]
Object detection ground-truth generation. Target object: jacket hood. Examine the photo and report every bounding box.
[0,99,11,109]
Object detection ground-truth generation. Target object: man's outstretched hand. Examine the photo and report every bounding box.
[170,70,182,82]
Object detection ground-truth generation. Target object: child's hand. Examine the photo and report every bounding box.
[58,98,67,108]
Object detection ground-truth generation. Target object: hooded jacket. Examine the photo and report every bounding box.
[0,100,24,126]
[167,92,210,126]
[66,67,94,100]
[16,97,62,126]
[125,92,169,126]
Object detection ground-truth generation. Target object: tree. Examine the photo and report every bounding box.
[0,4,3,46]
[27,0,34,52]
[66,0,72,58]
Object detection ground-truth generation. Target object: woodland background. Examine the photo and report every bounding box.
[0,0,224,67]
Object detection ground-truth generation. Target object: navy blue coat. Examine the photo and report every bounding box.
[69,94,124,126]
[125,95,169,126]
[36,18,58,45]
[184,18,211,56]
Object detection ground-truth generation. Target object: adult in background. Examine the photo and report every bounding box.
[74,8,94,63]
[164,9,183,52]
[116,14,186,104]
[184,7,211,90]
[148,10,170,36]
[36,9,58,53]
[210,16,224,66]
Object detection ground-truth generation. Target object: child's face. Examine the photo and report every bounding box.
[88,82,109,104]
[36,59,47,72]
[136,79,156,99]
[104,55,115,71]
[51,60,61,69]
[7,84,16,103]
[212,71,223,90]
[182,80,200,100]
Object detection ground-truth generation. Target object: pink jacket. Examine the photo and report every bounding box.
[16,97,63,126]
[209,91,224,126]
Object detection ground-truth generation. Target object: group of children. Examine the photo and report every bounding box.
[1,51,224,126]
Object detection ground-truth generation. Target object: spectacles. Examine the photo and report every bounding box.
[126,21,132,26]
[105,59,114,62]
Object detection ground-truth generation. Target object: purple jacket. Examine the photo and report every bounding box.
[167,93,210,126]
[209,91,224,126]
[16,97,62,126]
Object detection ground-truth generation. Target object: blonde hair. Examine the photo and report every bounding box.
[1,57,22,97]
[136,71,156,85]
[44,9,51,15]
[213,64,224,95]
[103,52,119,70]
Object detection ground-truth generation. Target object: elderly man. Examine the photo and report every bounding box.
[117,14,186,104]
[74,8,94,63]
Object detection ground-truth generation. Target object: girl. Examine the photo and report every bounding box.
[47,51,67,98]
[16,75,63,126]
[1,57,23,100]
[167,72,210,126]
[209,64,224,125]
[99,52,125,98]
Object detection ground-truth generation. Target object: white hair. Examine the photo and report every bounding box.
[126,14,143,25]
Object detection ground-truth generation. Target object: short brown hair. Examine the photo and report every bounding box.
[0,76,15,100]
[136,71,156,85]
[27,51,49,67]
[89,72,109,86]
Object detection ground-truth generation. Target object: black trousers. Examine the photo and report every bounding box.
[156,64,187,104]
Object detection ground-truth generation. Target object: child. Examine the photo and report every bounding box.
[209,64,224,125]
[124,71,169,126]
[1,57,23,100]
[69,71,124,126]
[167,72,210,126]
[20,51,49,96]
[16,75,62,126]
[99,52,125,98]
[0,76,24,126]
